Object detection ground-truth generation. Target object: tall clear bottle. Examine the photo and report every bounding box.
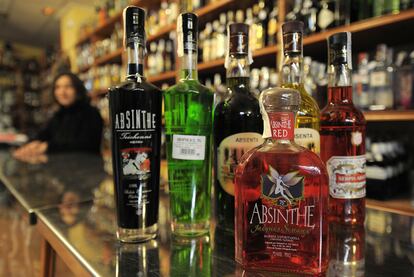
[214,23,263,232]
[108,6,162,242]
[164,13,214,236]
[280,21,320,154]
[320,32,366,225]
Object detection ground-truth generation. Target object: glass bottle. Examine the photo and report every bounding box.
[164,13,214,236]
[280,21,321,155]
[267,0,278,46]
[214,23,264,233]
[108,6,162,242]
[320,32,366,225]
[354,52,371,110]
[370,44,394,110]
[234,86,329,274]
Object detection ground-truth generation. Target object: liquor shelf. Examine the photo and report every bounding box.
[364,110,414,121]
[78,48,123,73]
[147,70,175,83]
[0,150,413,276]
[367,198,414,217]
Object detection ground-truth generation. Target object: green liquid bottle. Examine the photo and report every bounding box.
[164,13,214,236]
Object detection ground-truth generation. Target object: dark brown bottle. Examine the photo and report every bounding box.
[213,23,263,232]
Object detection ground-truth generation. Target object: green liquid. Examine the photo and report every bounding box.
[164,78,214,236]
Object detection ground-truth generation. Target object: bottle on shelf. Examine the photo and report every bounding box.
[369,44,394,110]
[301,0,318,34]
[280,21,320,154]
[214,23,264,233]
[235,86,329,274]
[164,13,214,236]
[320,32,366,225]
[395,50,413,109]
[108,6,162,242]
[353,52,371,110]
[318,0,335,31]
[267,0,278,46]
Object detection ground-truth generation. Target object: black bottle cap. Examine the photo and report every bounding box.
[228,23,249,55]
[282,20,304,34]
[123,6,146,47]
[328,32,352,67]
[282,21,303,54]
[177,12,198,55]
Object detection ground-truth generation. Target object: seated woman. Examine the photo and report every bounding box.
[13,72,103,158]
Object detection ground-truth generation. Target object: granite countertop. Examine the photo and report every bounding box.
[1,152,414,276]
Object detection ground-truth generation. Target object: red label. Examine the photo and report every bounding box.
[336,173,366,184]
[268,112,294,140]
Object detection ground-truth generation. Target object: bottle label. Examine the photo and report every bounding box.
[109,92,161,229]
[268,112,294,140]
[294,128,321,154]
[172,134,206,160]
[327,155,366,199]
[370,71,387,87]
[217,132,264,196]
[247,167,318,256]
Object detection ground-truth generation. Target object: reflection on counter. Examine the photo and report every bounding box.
[116,240,160,277]
[171,235,211,277]
[328,223,365,277]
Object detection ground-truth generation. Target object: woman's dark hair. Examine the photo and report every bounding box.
[52,72,89,106]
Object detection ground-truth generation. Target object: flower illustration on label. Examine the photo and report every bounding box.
[351,131,363,146]
[262,166,304,206]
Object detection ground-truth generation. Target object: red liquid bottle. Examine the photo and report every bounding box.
[235,87,329,275]
[320,32,366,225]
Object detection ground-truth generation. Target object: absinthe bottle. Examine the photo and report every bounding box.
[108,6,162,242]
[280,21,320,154]
[214,23,263,232]
[164,13,214,236]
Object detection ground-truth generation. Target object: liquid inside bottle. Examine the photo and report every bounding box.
[235,86,329,275]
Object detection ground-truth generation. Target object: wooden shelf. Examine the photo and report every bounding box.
[367,198,414,217]
[94,48,123,67]
[147,70,176,83]
[147,0,235,42]
[364,110,414,121]
[303,9,414,58]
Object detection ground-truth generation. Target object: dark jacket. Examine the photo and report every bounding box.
[36,102,103,153]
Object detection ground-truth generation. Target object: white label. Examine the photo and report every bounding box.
[327,155,366,199]
[294,128,320,154]
[370,71,387,87]
[217,132,263,196]
[172,134,206,160]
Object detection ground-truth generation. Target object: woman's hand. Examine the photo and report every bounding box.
[12,140,48,159]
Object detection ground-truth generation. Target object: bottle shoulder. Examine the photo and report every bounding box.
[277,84,320,116]
[109,79,162,93]
[238,142,328,177]
[164,79,214,95]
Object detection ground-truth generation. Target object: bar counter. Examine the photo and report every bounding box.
[0,152,413,276]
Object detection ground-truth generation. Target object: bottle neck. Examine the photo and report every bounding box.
[179,51,198,80]
[262,111,295,142]
[126,43,144,79]
[226,54,250,92]
[327,63,353,104]
[281,53,303,87]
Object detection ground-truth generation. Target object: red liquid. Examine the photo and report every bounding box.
[320,86,366,225]
[235,143,329,275]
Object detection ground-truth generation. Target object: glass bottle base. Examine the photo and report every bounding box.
[171,221,209,237]
[117,224,158,243]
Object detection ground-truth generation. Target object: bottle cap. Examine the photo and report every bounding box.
[328,32,352,68]
[123,6,146,48]
[282,21,303,54]
[228,23,249,55]
[176,12,198,57]
[282,20,304,34]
